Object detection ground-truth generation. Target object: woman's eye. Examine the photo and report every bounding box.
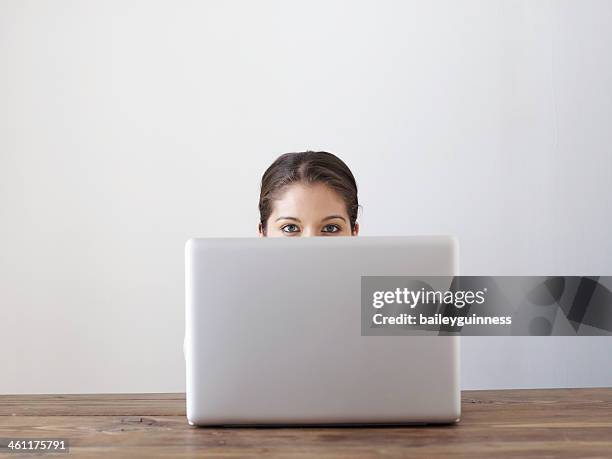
[322,224,340,233]
[281,224,300,233]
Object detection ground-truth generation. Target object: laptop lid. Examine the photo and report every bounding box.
[185,236,460,425]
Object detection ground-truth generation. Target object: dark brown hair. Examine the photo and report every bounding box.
[259,151,359,235]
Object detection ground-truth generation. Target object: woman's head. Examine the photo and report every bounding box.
[259,151,359,237]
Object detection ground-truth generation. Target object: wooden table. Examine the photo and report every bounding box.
[1,388,611,458]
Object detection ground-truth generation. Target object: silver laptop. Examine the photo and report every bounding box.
[185,236,460,426]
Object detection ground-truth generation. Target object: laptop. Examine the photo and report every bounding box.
[185,236,460,426]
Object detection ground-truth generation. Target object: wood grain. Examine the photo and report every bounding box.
[1,388,611,458]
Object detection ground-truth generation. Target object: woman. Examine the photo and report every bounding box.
[258,151,359,237]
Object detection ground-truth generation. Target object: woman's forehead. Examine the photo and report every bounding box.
[270,182,348,217]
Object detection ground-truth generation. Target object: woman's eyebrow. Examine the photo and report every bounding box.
[275,216,301,222]
[322,215,347,222]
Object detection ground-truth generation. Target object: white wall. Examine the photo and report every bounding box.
[1,0,611,394]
